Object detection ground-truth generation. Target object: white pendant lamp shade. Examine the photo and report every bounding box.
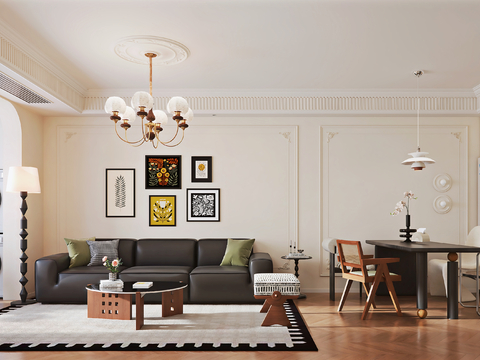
[167,96,189,114]
[402,151,435,171]
[131,91,154,111]
[402,70,434,171]
[121,106,136,124]
[183,108,194,122]
[6,166,41,193]
[153,110,168,125]
[105,96,126,115]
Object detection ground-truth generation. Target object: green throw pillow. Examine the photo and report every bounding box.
[220,238,255,267]
[64,237,95,268]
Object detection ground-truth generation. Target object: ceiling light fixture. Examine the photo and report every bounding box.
[402,70,435,171]
[104,52,193,148]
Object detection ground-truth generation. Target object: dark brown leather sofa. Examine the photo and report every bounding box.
[35,238,273,304]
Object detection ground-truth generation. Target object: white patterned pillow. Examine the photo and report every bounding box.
[87,239,119,266]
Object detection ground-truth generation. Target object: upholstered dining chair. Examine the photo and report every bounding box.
[459,226,480,315]
[336,239,403,320]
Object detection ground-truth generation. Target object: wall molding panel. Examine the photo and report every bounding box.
[50,124,298,269]
[320,125,468,277]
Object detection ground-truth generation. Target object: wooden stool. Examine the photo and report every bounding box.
[254,291,298,326]
[254,273,300,327]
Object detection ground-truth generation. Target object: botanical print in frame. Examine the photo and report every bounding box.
[191,156,212,183]
[106,169,135,217]
[149,195,176,226]
[145,155,181,189]
[187,188,220,222]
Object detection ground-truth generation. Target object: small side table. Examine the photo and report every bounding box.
[281,255,312,299]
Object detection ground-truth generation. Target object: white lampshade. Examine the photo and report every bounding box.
[6,166,41,193]
[104,96,126,115]
[131,91,154,111]
[121,106,137,124]
[153,110,168,125]
[402,151,435,171]
[183,108,194,122]
[167,96,189,114]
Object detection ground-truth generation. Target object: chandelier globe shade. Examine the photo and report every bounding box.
[183,108,194,122]
[131,91,154,112]
[402,70,435,171]
[105,96,126,115]
[104,49,193,148]
[153,110,168,125]
[121,106,137,124]
[167,96,189,114]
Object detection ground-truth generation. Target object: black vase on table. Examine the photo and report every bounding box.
[400,214,416,242]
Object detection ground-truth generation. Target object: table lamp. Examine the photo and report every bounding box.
[6,166,41,305]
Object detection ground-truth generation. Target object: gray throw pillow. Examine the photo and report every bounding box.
[87,239,119,266]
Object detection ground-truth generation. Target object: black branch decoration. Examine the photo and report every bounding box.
[115,175,126,209]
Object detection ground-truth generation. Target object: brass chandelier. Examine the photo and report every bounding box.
[104,53,193,148]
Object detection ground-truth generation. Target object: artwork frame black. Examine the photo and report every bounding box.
[191,156,212,183]
[145,155,182,189]
[105,168,135,217]
[186,188,220,222]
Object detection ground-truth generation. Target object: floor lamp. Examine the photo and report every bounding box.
[6,166,41,305]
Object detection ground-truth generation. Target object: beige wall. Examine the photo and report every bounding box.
[42,114,480,293]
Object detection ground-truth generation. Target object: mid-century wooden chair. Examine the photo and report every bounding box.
[336,239,402,320]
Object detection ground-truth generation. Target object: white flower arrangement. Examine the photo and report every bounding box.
[390,191,417,216]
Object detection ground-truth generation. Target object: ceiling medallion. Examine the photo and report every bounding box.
[113,36,190,66]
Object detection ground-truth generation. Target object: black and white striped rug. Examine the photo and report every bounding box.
[0,300,317,351]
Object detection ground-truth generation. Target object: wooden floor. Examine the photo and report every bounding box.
[1,293,480,359]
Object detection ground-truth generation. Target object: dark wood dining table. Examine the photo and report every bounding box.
[366,240,480,319]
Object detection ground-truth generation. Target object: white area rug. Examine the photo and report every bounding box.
[0,302,316,351]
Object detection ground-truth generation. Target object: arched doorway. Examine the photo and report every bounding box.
[0,97,22,301]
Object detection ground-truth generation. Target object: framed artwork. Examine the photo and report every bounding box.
[187,188,220,222]
[191,156,212,183]
[149,195,176,226]
[106,169,135,217]
[145,155,181,189]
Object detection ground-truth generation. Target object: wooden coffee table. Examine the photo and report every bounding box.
[86,281,187,330]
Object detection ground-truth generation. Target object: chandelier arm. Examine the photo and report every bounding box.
[158,130,185,148]
[114,123,145,145]
[124,129,147,145]
[155,123,181,145]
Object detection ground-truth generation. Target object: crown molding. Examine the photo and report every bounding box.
[84,88,478,116]
[473,83,480,114]
[0,21,86,112]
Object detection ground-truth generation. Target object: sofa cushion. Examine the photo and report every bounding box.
[189,265,254,304]
[197,238,254,266]
[64,237,95,268]
[136,239,197,267]
[197,239,228,266]
[96,238,136,268]
[220,238,255,267]
[87,239,119,266]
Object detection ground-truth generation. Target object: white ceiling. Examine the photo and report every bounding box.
[1,0,480,111]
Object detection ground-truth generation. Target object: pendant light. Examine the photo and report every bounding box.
[402,70,435,171]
